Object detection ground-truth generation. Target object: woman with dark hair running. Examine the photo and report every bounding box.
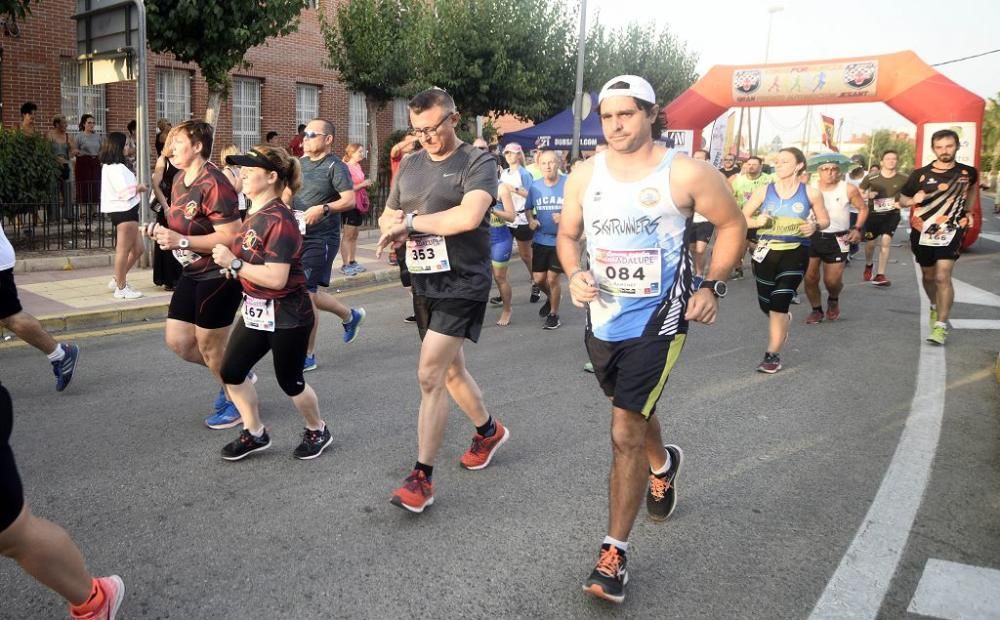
[742,147,828,373]
[211,145,332,461]
[99,132,147,299]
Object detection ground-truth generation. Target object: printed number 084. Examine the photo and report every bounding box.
[606,266,644,281]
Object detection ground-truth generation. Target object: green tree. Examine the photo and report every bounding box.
[410,0,578,123]
[146,0,306,125]
[0,0,37,21]
[320,0,421,184]
[584,19,699,108]
[0,129,59,216]
[864,129,916,172]
[981,95,1000,172]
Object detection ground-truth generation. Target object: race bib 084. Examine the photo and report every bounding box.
[593,248,661,297]
[172,249,197,267]
[406,235,451,273]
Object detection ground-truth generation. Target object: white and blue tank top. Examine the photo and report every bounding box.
[581,150,693,342]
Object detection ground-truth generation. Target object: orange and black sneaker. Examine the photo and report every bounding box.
[647,444,684,521]
[583,544,629,603]
[460,421,509,470]
[390,469,434,513]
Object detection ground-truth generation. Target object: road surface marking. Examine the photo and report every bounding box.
[953,278,1000,308]
[810,263,946,619]
[949,319,1000,330]
[907,559,1000,619]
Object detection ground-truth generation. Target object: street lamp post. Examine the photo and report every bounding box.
[753,5,783,156]
[570,0,587,163]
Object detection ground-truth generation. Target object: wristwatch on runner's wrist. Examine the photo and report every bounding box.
[699,280,727,298]
[229,259,243,273]
[405,212,418,233]
[178,237,190,249]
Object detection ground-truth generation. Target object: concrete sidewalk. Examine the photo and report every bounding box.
[2,237,401,337]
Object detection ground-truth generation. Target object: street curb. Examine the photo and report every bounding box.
[0,266,400,339]
[15,253,115,273]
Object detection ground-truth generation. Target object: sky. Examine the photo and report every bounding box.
[583,0,1000,146]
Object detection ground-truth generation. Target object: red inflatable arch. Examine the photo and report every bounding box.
[664,50,985,247]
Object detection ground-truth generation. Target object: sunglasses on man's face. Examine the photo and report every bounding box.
[303,131,327,139]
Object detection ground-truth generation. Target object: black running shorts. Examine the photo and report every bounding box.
[511,224,534,242]
[413,295,487,343]
[864,210,901,240]
[585,332,687,419]
[809,233,849,264]
[685,221,715,244]
[342,208,364,227]
[0,383,24,533]
[167,275,243,329]
[0,269,24,321]
[109,205,140,227]
[910,228,965,267]
[531,243,563,273]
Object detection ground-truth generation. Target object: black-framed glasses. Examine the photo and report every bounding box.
[303,131,327,139]
[408,111,454,139]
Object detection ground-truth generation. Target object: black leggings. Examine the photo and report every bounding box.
[0,383,24,532]
[752,246,808,314]
[220,319,313,397]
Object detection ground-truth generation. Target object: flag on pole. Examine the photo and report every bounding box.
[820,115,838,152]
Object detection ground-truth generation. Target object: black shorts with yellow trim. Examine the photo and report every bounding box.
[585,331,687,419]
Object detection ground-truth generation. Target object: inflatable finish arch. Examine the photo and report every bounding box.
[664,51,985,247]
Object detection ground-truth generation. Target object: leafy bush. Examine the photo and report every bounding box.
[0,129,60,216]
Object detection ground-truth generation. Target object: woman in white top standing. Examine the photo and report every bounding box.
[99,132,146,299]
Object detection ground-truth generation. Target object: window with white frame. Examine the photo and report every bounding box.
[60,60,106,134]
[393,98,409,131]
[348,91,367,147]
[306,0,319,8]
[232,78,261,153]
[295,84,320,130]
[156,68,191,125]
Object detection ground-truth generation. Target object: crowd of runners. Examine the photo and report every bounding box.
[0,71,981,614]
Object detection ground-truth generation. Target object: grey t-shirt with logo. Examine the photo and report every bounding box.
[293,154,354,238]
[387,143,497,301]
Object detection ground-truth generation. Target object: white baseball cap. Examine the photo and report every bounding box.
[598,75,656,105]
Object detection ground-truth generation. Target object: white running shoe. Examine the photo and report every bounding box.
[114,284,144,299]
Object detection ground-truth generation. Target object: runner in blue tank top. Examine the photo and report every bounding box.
[556,75,747,605]
[741,147,829,374]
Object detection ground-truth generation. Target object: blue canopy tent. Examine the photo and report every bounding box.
[499,93,605,153]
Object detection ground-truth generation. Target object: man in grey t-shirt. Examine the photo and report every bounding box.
[282,119,365,372]
[377,88,509,514]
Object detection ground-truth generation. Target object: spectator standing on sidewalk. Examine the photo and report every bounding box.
[74,115,102,219]
[100,132,147,300]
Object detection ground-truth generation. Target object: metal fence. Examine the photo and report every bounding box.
[2,180,115,252]
[2,181,392,253]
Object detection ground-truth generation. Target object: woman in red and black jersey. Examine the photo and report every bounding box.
[210,145,331,462]
[149,120,250,430]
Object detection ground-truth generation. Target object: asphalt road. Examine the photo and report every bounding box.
[1,200,998,619]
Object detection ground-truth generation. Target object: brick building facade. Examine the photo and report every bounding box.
[0,0,409,176]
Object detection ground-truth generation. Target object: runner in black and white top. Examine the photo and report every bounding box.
[376,88,510,514]
[212,145,332,461]
[804,158,868,324]
[899,129,979,345]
